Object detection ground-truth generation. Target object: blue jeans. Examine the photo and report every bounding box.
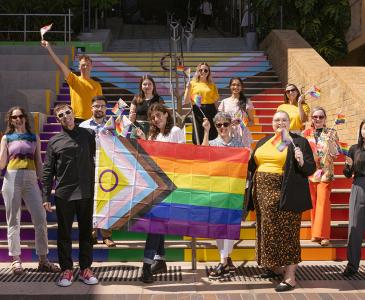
[143,233,165,264]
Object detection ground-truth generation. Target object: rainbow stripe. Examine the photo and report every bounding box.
[271,128,292,152]
[93,135,249,239]
[335,114,346,125]
[309,85,321,98]
[176,65,185,73]
[337,141,350,156]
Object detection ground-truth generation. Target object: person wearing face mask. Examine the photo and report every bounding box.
[136,103,185,283]
[218,77,254,148]
[302,107,339,247]
[42,104,98,287]
[129,75,164,137]
[41,40,103,125]
[342,120,365,277]
[277,84,310,135]
[79,96,116,248]
[0,107,60,275]
[184,62,219,145]
[245,111,315,292]
[201,112,244,279]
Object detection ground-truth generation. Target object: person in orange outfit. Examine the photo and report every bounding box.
[303,106,339,246]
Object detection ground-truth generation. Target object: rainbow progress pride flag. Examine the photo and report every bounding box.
[93,133,249,239]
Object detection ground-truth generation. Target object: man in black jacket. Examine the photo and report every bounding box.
[42,104,98,287]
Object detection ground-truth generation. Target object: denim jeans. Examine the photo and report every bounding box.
[143,233,165,264]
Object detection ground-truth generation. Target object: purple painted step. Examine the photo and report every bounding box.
[47,116,57,123]
[57,95,71,101]
[44,124,62,132]
[40,132,57,140]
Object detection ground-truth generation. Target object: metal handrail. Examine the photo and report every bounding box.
[0,10,73,43]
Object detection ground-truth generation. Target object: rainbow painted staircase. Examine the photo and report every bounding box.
[0,51,357,263]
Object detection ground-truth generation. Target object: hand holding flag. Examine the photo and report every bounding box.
[40,23,53,40]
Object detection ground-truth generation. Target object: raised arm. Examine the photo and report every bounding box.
[183,81,192,105]
[202,118,210,146]
[41,40,70,79]
[0,135,8,170]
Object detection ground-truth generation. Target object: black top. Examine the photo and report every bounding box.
[42,126,96,202]
[245,133,316,213]
[131,95,163,121]
[343,144,365,179]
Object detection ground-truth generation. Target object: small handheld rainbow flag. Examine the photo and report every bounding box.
[40,23,52,40]
[115,115,132,137]
[193,94,202,108]
[176,65,185,73]
[337,141,350,156]
[112,98,129,116]
[239,118,248,131]
[335,113,346,125]
[271,128,293,152]
[307,85,321,98]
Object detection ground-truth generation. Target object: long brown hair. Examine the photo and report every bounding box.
[5,106,33,134]
[354,119,365,167]
[148,103,174,140]
[229,77,247,112]
[135,74,159,104]
[284,83,305,105]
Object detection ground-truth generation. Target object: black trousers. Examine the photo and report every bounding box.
[55,197,93,271]
[192,104,217,145]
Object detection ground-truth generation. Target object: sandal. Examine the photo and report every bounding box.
[37,261,60,273]
[11,260,24,275]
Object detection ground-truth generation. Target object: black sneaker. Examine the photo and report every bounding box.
[343,265,357,277]
[141,263,154,283]
[209,263,230,279]
[226,257,236,272]
[151,260,167,274]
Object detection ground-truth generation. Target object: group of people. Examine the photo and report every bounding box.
[0,40,363,292]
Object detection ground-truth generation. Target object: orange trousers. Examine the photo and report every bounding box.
[309,181,333,239]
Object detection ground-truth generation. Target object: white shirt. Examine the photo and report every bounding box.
[200,1,213,15]
[153,126,186,143]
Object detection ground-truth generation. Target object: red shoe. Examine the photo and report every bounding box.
[79,268,98,285]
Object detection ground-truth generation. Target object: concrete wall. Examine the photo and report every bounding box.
[260,30,365,144]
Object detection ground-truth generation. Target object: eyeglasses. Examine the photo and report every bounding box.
[57,110,72,119]
[92,104,106,109]
[285,89,297,94]
[199,68,209,74]
[215,122,230,128]
[312,115,325,120]
[11,115,24,120]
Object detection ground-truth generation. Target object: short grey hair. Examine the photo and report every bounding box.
[213,111,232,123]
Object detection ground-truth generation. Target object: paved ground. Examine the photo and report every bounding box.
[1,261,365,299]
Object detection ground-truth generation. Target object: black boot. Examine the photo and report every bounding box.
[151,260,167,274]
[141,263,154,283]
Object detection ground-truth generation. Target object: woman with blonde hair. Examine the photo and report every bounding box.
[184,62,219,144]
[277,83,310,134]
[303,106,338,247]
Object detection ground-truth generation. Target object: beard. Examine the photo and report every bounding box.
[94,111,105,119]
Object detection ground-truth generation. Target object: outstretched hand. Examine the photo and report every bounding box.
[41,40,49,48]
[294,146,304,167]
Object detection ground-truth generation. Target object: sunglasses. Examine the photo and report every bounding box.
[11,115,24,120]
[57,110,72,119]
[285,89,297,94]
[199,68,209,74]
[312,115,325,120]
[215,122,230,128]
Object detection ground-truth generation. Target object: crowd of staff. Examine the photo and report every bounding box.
[0,44,361,291]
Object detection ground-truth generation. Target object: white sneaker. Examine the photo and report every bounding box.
[79,268,98,285]
[57,269,74,287]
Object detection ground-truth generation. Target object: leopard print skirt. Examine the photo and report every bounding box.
[253,172,302,268]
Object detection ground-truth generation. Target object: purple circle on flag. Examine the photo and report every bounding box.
[99,169,119,192]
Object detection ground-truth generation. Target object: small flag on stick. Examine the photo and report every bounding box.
[40,23,53,40]
[271,128,293,152]
[335,113,346,125]
[103,116,115,131]
[306,85,321,98]
[115,115,133,137]
[112,98,129,116]
[337,141,350,156]
[193,94,202,108]
[176,65,185,73]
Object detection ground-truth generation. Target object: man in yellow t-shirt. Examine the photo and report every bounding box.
[41,40,102,125]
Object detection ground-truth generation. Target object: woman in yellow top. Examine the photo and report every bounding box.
[184,62,219,144]
[277,84,310,134]
[245,111,315,292]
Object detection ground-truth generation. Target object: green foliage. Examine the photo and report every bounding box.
[252,0,351,64]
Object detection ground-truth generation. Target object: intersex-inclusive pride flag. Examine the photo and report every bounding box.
[112,98,129,116]
[271,128,293,152]
[93,133,250,239]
